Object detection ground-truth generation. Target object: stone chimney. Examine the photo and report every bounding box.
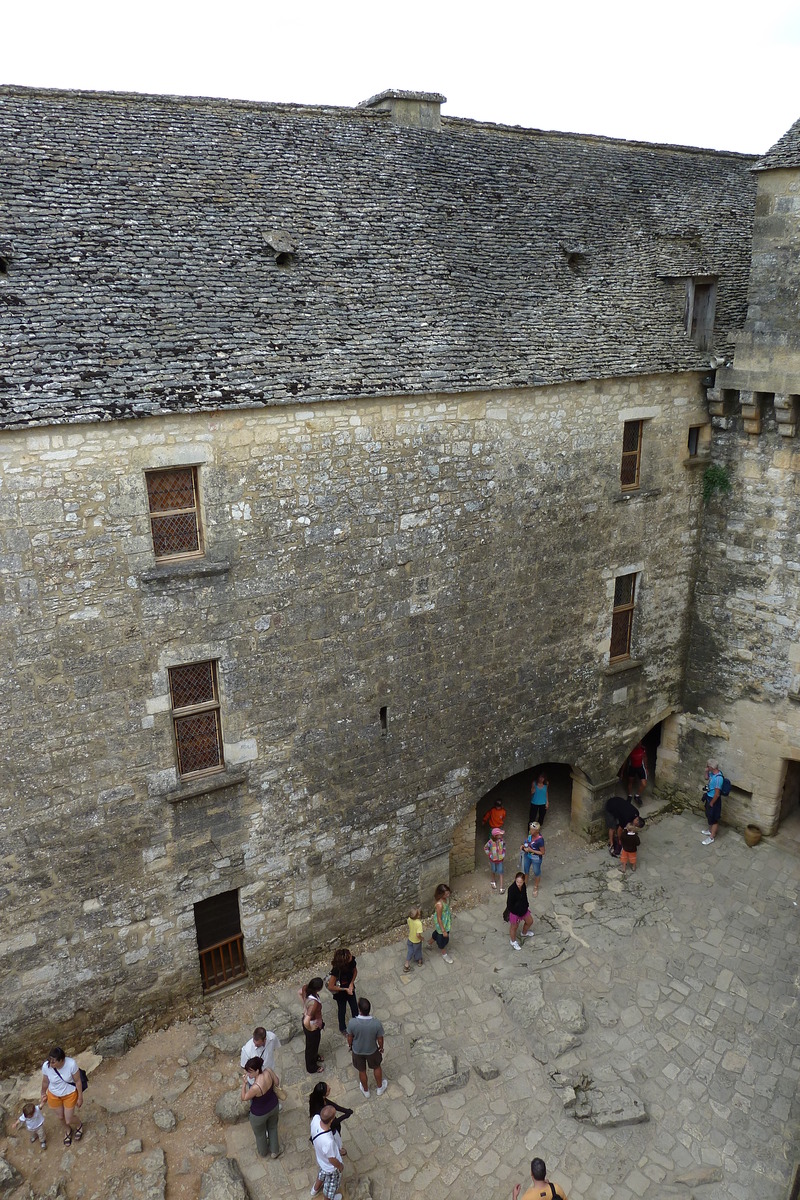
[359,89,446,131]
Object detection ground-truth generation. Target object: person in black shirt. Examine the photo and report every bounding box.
[605,795,644,856]
[308,1080,352,1137]
[326,947,358,1035]
[504,871,534,950]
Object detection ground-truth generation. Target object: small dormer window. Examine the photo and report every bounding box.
[685,277,717,350]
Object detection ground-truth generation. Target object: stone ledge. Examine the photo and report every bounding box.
[612,488,662,504]
[682,455,711,468]
[140,558,232,586]
[165,770,247,804]
[604,658,643,677]
[788,691,800,704]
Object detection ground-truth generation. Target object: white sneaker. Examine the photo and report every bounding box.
[702,836,715,845]
[510,940,522,950]
[376,1081,388,1096]
[443,953,453,964]
[359,1083,370,1097]
[523,930,535,938]
[700,829,710,836]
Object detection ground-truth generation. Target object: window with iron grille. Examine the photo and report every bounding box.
[168,660,224,778]
[146,467,202,560]
[620,421,642,490]
[610,573,637,661]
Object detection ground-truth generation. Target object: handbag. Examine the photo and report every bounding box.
[274,1083,287,1101]
[54,1064,89,1093]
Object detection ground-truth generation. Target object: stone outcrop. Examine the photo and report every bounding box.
[199,1158,251,1200]
[409,1038,469,1097]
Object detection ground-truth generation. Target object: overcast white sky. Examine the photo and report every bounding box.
[6,0,799,154]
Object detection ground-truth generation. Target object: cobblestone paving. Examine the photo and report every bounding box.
[230,811,799,1200]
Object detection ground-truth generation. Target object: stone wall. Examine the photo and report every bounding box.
[672,404,800,831]
[0,372,709,1069]
[671,164,800,834]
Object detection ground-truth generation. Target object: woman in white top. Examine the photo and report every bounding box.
[40,1046,83,1145]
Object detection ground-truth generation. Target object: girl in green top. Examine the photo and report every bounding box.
[428,883,453,963]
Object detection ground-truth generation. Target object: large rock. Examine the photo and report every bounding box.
[349,1180,374,1200]
[409,1038,469,1097]
[199,1157,251,1200]
[209,1032,244,1056]
[473,1063,500,1081]
[263,1007,302,1044]
[94,1086,153,1114]
[670,1166,724,1187]
[215,1091,248,1124]
[153,1109,176,1132]
[491,975,545,1027]
[106,1149,166,1200]
[574,1083,647,1127]
[95,1024,138,1058]
[0,1157,21,1194]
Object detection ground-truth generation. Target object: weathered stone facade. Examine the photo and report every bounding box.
[667,149,800,832]
[0,84,797,1069]
[2,375,709,1065]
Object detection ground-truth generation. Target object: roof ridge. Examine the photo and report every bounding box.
[0,83,760,158]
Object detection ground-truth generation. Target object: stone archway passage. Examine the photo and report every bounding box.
[451,763,576,880]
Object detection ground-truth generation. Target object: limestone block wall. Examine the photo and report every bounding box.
[730,167,800,389]
[677,408,800,833]
[0,372,708,1068]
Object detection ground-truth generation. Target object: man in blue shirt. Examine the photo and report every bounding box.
[702,760,724,845]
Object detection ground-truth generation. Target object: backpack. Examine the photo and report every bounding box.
[721,777,732,796]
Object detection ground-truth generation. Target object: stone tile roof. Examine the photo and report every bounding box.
[755,116,800,170]
[0,86,757,429]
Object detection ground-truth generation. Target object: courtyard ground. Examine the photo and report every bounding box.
[2,802,798,1200]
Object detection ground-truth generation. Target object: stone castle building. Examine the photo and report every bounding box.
[1,85,798,1068]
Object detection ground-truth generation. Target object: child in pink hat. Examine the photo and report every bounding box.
[483,827,506,893]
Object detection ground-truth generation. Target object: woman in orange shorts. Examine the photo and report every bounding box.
[40,1047,83,1145]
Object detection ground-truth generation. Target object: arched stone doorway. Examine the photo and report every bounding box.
[449,762,575,881]
[614,720,664,800]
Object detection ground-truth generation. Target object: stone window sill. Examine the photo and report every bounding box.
[141,558,231,586]
[604,658,643,677]
[612,489,662,504]
[789,691,800,704]
[682,455,711,468]
[166,769,247,804]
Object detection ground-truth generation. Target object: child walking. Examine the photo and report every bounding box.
[619,822,641,873]
[404,906,424,972]
[483,826,506,893]
[18,1102,46,1150]
[428,884,453,964]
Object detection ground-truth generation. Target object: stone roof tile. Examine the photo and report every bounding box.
[0,85,757,429]
[755,116,800,171]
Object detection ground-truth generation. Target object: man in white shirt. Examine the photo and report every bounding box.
[309,1105,344,1200]
[240,1026,280,1072]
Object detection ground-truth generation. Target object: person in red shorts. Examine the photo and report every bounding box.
[625,742,648,802]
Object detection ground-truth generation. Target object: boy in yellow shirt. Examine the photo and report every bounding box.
[404,906,424,972]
